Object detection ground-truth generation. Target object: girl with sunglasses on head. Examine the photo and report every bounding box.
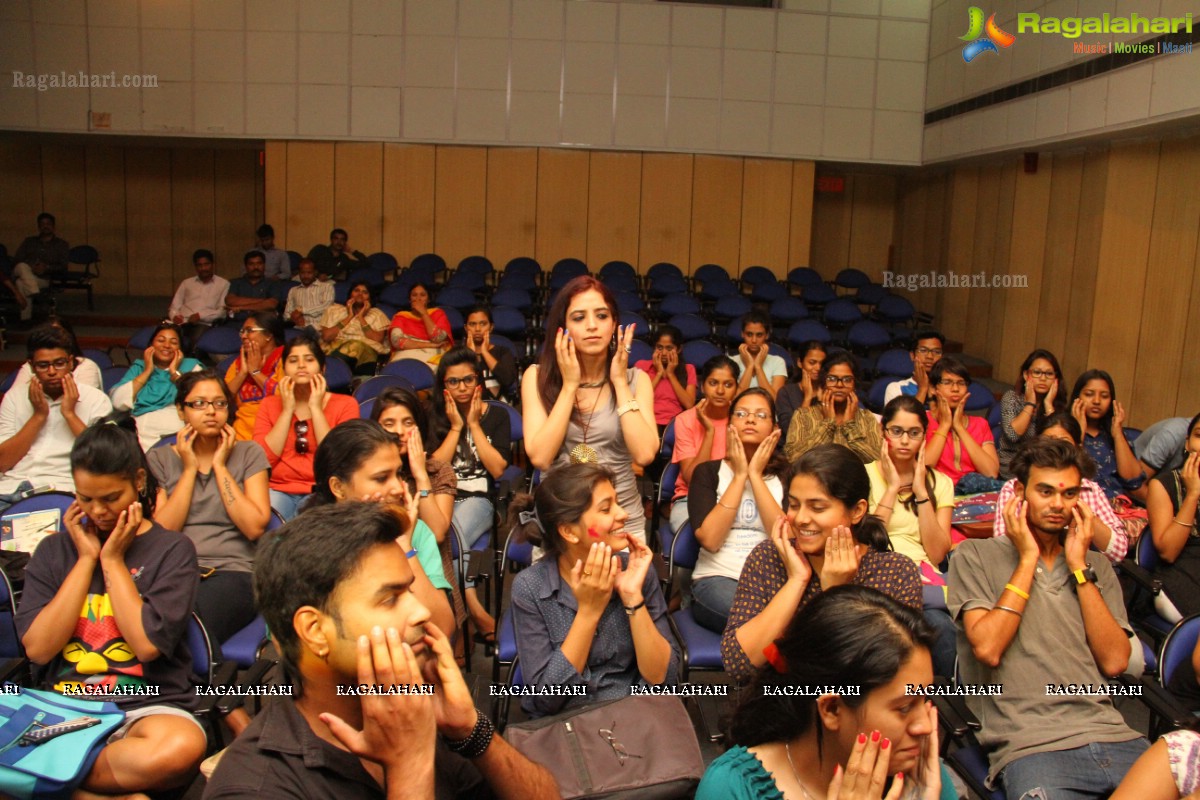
[17,414,207,797]
[427,347,511,645]
[111,321,203,451]
[870,395,957,677]
[784,351,882,465]
[688,388,788,633]
[224,311,285,441]
[253,336,358,520]
[996,349,1065,478]
[722,444,921,683]
[149,370,272,644]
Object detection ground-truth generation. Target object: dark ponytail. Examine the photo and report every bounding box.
[70,412,158,517]
[308,419,401,509]
[507,463,616,558]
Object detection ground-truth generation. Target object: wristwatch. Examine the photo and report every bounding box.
[1071,566,1098,588]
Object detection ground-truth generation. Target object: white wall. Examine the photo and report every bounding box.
[923,0,1200,162]
[0,0,930,164]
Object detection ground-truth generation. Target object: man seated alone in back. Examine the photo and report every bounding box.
[883,329,944,406]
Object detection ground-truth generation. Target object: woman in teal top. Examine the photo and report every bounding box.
[697,585,955,800]
[111,322,202,450]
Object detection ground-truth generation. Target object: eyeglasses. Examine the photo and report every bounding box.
[915,347,943,357]
[824,375,855,386]
[885,426,924,440]
[938,380,968,389]
[732,410,771,420]
[294,420,310,455]
[444,375,479,389]
[1028,369,1056,379]
[183,399,230,410]
[239,327,267,336]
[32,358,72,372]
[598,721,643,766]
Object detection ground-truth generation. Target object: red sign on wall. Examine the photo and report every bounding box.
[816,176,845,193]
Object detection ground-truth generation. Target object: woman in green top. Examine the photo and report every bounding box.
[111,321,202,450]
[698,585,952,800]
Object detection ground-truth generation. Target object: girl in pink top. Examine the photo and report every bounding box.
[668,355,739,534]
[635,324,697,429]
[924,356,998,486]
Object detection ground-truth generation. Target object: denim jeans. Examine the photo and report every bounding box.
[452,496,493,589]
[923,607,958,679]
[692,576,738,633]
[269,489,307,521]
[999,738,1149,800]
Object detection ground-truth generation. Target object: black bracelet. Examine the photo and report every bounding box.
[912,497,931,505]
[1023,401,1037,408]
[444,709,494,759]
[624,599,646,616]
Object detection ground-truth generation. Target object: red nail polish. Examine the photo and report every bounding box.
[871,730,881,742]
[881,738,890,750]
[858,733,867,744]
[896,772,904,782]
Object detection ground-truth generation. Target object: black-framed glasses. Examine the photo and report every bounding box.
[183,399,230,410]
[885,426,924,440]
[294,420,311,455]
[1028,369,1056,379]
[915,346,943,357]
[824,375,855,386]
[239,327,267,336]
[32,358,72,372]
[938,379,968,389]
[444,375,479,389]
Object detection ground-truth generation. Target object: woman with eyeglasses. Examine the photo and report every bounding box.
[924,356,998,486]
[688,388,787,632]
[149,370,272,643]
[783,351,882,464]
[996,349,1065,478]
[427,347,511,645]
[870,395,956,677]
[253,336,358,520]
[224,311,285,440]
[111,321,203,450]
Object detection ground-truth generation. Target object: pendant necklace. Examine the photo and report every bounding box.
[570,383,604,464]
[784,742,820,800]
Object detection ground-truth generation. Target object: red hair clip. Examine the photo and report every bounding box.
[763,642,788,674]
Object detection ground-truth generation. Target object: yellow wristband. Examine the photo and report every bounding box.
[1004,583,1030,600]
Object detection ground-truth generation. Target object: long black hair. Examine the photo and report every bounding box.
[881,395,937,516]
[1069,369,1117,437]
[535,276,621,418]
[730,585,935,752]
[70,412,158,518]
[787,444,891,552]
[1014,348,1065,426]
[653,324,689,385]
[429,347,485,445]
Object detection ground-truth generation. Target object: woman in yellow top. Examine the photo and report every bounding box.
[223,311,285,440]
[318,280,390,373]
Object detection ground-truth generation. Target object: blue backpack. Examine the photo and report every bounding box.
[0,688,125,799]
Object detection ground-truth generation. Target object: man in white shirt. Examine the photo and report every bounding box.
[883,330,944,406]
[254,223,292,282]
[169,249,231,350]
[284,258,334,333]
[0,326,112,504]
[733,310,787,401]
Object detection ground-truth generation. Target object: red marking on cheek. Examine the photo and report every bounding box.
[587,527,600,539]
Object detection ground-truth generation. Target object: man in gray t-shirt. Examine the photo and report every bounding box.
[947,438,1147,797]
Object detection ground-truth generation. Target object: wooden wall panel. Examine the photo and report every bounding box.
[811,182,850,274]
[962,163,1001,357]
[433,146,488,268]
[920,174,948,318]
[170,150,216,287]
[1061,151,1108,382]
[284,142,335,259]
[997,159,1052,378]
[689,155,742,272]
[264,142,288,249]
[124,149,174,296]
[1035,155,1083,360]
[215,149,259,274]
[334,143,384,255]
[40,145,87,244]
[789,161,815,268]
[846,174,896,279]
[1087,142,1159,400]
[940,167,979,344]
[382,144,435,265]
[0,141,42,247]
[638,153,692,269]
[535,148,589,266]
[485,148,538,268]
[83,145,127,296]
[983,163,1017,369]
[739,159,792,276]
[586,151,641,268]
[1130,138,1200,425]
[1176,189,1200,418]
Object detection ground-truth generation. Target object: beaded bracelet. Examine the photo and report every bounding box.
[444,710,495,759]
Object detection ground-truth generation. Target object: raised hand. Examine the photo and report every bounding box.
[912,442,929,500]
[245,339,264,374]
[827,726,905,800]
[27,377,49,419]
[466,386,483,426]
[60,373,79,419]
[1071,397,1088,432]
[820,526,860,589]
[913,359,929,396]
[1065,504,1095,571]
[213,424,237,469]
[307,373,328,410]
[610,324,635,386]
[278,376,296,412]
[100,502,143,563]
[725,425,749,477]
[878,439,901,491]
[1002,496,1039,563]
[748,429,782,479]
[169,348,183,378]
[820,388,839,422]
[771,516,812,586]
[696,398,713,432]
[443,390,464,432]
[841,389,860,425]
[1043,379,1058,414]
[142,345,157,373]
[1111,400,1127,438]
[320,626,436,772]
[555,328,582,388]
[1023,374,1038,405]
[737,343,753,370]
[406,428,429,481]
[177,424,200,471]
[1182,451,1200,498]
[568,543,618,616]
[916,702,942,800]
[934,394,953,429]
[801,370,815,405]
[419,622,478,739]
[63,501,101,562]
[952,395,970,432]
[614,535,653,606]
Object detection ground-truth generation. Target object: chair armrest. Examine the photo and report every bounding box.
[1117,559,1161,594]
[1122,675,1196,731]
[0,657,29,686]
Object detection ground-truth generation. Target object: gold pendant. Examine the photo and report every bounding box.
[570,443,598,464]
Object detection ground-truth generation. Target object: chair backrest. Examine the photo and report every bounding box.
[668,314,711,342]
[409,253,448,279]
[491,288,532,311]
[490,306,527,338]
[964,382,994,412]
[769,296,808,323]
[127,325,156,351]
[186,612,215,684]
[787,267,822,288]
[646,262,683,283]
[824,297,863,325]
[658,294,701,318]
[750,282,788,303]
[1136,530,1160,571]
[803,283,837,305]
[681,339,721,370]
[368,252,399,274]
[68,245,100,266]
[693,263,729,286]
[877,294,916,323]
[670,522,702,572]
[101,366,128,394]
[197,325,243,358]
[599,260,637,283]
[380,359,435,391]
[324,356,353,394]
[629,338,652,364]
[486,400,523,443]
[875,348,914,378]
[354,374,415,403]
[435,286,478,311]
[847,320,892,350]
[623,311,651,340]
[787,320,832,346]
[152,433,178,449]
[81,348,114,370]
[457,255,494,278]
[487,333,520,361]
[740,266,775,286]
[834,268,870,289]
[0,567,21,661]
[1160,614,1200,687]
